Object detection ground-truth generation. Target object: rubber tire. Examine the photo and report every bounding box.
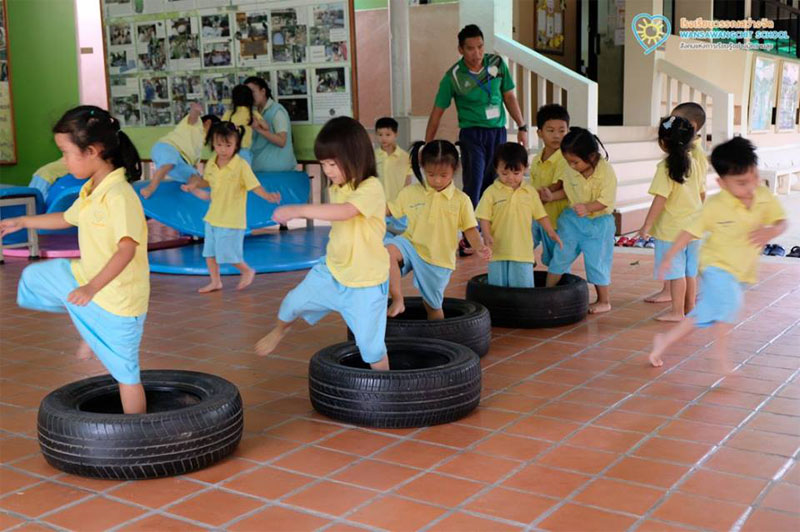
[466,272,589,328]
[347,297,491,357]
[309,338,481,428]
[37,370,243,480]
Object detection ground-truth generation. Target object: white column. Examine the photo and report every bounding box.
[74,0,107,108]
[623,0,663,126]
[459,0,513,52]
[388,0,412,117]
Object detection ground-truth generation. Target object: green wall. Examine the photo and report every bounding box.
[0,0,79,185]
[354,0,457,10]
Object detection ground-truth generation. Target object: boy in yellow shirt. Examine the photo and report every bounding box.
[182,122,280,293]
[530,104,571,267]
[140,103,219,199]
[477,143,562,287]
[648,137,786,367]
[374,117,412,234]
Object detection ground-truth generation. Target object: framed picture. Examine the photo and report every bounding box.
[776,60,800,132]
[535,0,566,55]
[0,0,17,164]
[749,55,778,133]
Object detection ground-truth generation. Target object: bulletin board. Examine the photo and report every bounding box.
[0,0,17,164]
[100,0,357,159]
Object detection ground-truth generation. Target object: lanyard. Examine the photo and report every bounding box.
[466,69,492,99]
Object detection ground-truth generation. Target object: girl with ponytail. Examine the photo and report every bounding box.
[0,105,150,413]
[638,115,703,322]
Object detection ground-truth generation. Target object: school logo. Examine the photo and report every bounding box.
[632,13,671,55]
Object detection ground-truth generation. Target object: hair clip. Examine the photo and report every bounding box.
[663,116,675,129]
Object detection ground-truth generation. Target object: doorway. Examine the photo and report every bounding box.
[579,0,625,125]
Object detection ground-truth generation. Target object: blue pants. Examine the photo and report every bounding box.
[279,262,388,364]
[458,127,507,206]
[16,259,145,384]
[203,222,246,264]
[488,260,535,288]
[386,235,452,310]
[151,142,197,183]
[532,221,559,268]
[654,239,700,280]
[688,266,744,328]
[386,215,408,235]
[549,209,615,286]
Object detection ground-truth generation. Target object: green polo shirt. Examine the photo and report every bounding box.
[434,53,515,129]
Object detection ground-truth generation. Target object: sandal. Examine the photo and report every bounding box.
[769,244,786,257]
[644,237,656,249]
[788,246,800,258]
[763,244,775,255]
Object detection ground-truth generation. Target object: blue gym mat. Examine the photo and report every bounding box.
[1,181,81,245]
[148,226,330,275]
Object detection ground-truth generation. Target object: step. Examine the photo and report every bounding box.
[598,126,658,143]
[606,141,665,163]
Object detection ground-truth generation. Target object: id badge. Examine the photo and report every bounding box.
[485,105,500,120]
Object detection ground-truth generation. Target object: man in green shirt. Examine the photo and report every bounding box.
[425,24,528,209]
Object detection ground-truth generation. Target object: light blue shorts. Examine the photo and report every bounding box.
[549,209,615,286]
[238,148,253,166]
[150,142,197,183]
[29,176,54,198]
[688,266,745,328]
[488,260,535,288]
[16,259,145,384]
[654,238,700,280]
[202,222,245,264]
[279,262,388,364]
[532,221,558,267]
[385,235,452,310]
[386,215,408,235]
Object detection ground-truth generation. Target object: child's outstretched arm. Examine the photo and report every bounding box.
[637,195,667,239]
[478,219,494,248]
[0,213,71,236]
[657,230,694,280]
[273,202,360,224]
[749,219,788,247]
[535,215,563,249]
[463,226,491,261]
[541,185,566,202]
[186,102,203,125]
[68,237,138,306]
[252,186,281,204]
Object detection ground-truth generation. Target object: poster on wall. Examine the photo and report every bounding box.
[0,0,16,163]
[535,0,566,55]
[136,21,168,71]
[107,22,137,74]
[171,74,203,119]
[749,56,778,133]
[110,76,141,126]
[776,61,800,132]
[167,17,201,71]
[234,10,270,68]
[312,66,351,122]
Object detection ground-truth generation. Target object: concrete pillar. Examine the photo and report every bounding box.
[459,0,513,52]
[623,0,663,126]
[388,0,412,117]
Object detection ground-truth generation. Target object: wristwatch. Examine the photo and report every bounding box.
[518,124,528,132]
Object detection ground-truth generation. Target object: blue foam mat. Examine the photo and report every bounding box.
[148,226,329,275]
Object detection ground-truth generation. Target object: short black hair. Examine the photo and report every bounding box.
[243,75,272,100]
[375,117,398,132]
[201,114,221,125]
[672,102,706,130]
[710,136,758,178]
[536,104,570,130]
[458,24,483,47]
[494,142,529,172]
[315,116,377,189]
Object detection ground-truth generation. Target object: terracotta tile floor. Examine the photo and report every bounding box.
[1,247,799,531]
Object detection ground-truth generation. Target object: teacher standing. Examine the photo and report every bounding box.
[425,24,528,208]
[244,76,298,172]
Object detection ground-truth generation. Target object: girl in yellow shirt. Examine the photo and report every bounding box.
[222,85,256,166]
[0,106,150,414]
[254,117,392,370]
[638,116,703,322]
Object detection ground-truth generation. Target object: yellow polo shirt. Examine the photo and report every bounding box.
[63,168,149,317]
[222,108,254,149]
[203,155,261,229]
[326,177,390,287]
[559,158,617,217]
[648,158,703,242]
[530,148,570,229]
[389,182,478,270]
[375,146,412,202]
[475,181,547,263]
[685,186,785,284]
[160,115,205,165]
[691,142,708,194]
[34,158,70,184]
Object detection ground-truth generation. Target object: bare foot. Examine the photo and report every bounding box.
[140,185,156,199]
[655,312,685,322]
[255,326,289,357]
[76,341,93,360]
[387,299,405,317]
[237,268,255,290]
[589,302,612,314]
[645,290,672,303]
[648,333,667,367]
[198,281,222,293]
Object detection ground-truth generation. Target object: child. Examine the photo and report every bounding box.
[477,142,562,287]
[646,101,708,303]
[182,122,280,293]
[530,104,571,267]
[29,157,71,198]
[254,117,391,370]
[375,117,413,234]
[0,106,150,414]
[222,85,256,166]
[637,116,703,322]
[544,127,617,314]
[140,103,219,199]
[647,137,786,368]
[385,140,491,320]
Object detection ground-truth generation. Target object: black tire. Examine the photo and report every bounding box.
[309,338,481,428]
[347,297,491,357]
[466,272,589,328]
[37,370,243,480]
